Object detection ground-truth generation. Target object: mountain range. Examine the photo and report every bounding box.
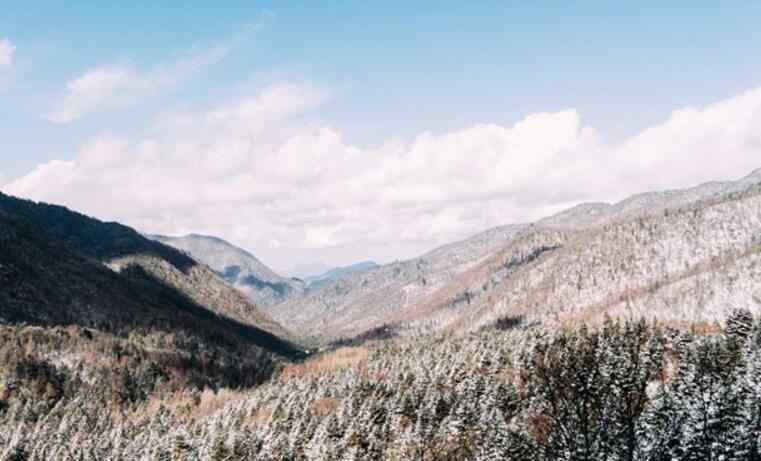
[251,168,761,342]
[3,168,761,347]
[149,233,305,308]
[300,261,379,288]
[0,192,303,361]
[2,167,761,459]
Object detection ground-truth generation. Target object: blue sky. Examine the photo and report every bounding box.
[2,2,761,271]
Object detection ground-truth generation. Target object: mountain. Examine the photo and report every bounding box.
[302,261,379,289]
[538,168,761,229]
[4,179,761,459]
[0,192,303,363]
[286,261,333,280]
[267,224,528,340]
[150,234,303,307]
[393,169,761,336]
[270,169,761,343]
[4,174,761,460]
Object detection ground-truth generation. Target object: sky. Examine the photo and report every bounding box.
[2,2,761,275]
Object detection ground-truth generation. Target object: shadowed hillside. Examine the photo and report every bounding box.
[0,193,304,376]
[150,233,305,308]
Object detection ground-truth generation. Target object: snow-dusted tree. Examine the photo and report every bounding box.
[601,319,665,461]
[3,441,28,461]
[726,307,755,342]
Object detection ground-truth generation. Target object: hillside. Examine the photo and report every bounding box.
[3,174,761,459]
[5,315,761,459]
[302,261,379,289]
[271,169,761,343]
[538,168,761,229]
[150,234,304,307]
[0,193,303,368]
[268,224,528,340]
[396,170,761,335]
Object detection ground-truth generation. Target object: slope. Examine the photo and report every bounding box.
[268,224,528,340]
[399,171,761,335]
[0,192,301,359]
[280,168,761,342]
[302,261,379,289]
[150,233,304,307]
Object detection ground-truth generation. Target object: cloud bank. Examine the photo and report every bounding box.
[6,84,761,268]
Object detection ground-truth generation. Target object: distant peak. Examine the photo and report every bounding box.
[743,167,761,181]
[187,233,226,242]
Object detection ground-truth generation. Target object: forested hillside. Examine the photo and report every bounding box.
[2,313,760,459]
[2,172,761,459]
[0,193,304,407]
[270,224,528,341]
[150,234,305,308]
[3,3,761,458]
[264,170,761,345]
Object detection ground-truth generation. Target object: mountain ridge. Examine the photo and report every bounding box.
[149,233,304,308]
[267,223,529,340]
[302,260,379,288]
[401,175,761,336]
[269,168,761,342]
[0,192,301,358]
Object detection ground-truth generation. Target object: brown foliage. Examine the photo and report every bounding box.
[280,346,369,379]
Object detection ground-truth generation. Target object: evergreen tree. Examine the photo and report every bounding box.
[209,435,231,461]
[4,443,28,461]
[726,307,755,342]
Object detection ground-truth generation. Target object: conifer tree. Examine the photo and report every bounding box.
[726,307,754,342]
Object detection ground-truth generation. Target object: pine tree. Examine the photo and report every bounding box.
[663,335,748,460]
[726,307,754,342]
[4,443,28,461]
[209,435,231,461]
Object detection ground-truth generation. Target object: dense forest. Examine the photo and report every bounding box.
[1,310,760,460]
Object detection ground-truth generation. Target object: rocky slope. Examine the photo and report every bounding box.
[0,192,301,358]
[150,234,304,308]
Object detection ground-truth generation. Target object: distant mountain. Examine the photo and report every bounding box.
[270,168,761,343]
[303,261,379,288]
[267,224,528,340]
[538,168,761,229]
[286,261,333,280]
[392,168,761,336]
[149,234,304,307]
[0,192,303,361]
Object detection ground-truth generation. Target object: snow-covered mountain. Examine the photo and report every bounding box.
[401,168,761,336]
[267,224,529,339]
[269,168,761,342]
[149,234,304,307]
[538,168,761,229]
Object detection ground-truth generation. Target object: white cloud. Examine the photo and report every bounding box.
[46,67,136,124]
[0,39,15,67]
[46,44,229,124]
[6,84,761,268]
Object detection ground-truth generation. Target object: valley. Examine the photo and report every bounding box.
[1,170,761,459]
[3,5,761,458]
